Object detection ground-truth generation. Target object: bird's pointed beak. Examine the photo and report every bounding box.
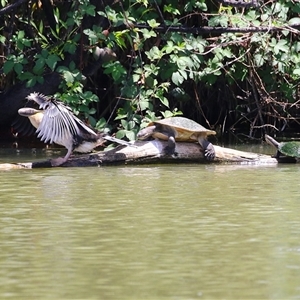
[18,107,42,117]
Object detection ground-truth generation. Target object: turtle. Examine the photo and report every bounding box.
[137,116,216,160]
[265,134,300,159]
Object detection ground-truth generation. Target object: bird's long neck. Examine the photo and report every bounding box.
[28,113,44,129]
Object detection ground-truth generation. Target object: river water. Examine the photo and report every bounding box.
[0,145,300,299]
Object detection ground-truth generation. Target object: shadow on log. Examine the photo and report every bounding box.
[0,140,278,170]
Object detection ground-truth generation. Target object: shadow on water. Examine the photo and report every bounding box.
[0,145,300,299]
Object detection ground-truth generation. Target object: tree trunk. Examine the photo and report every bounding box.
[0,141,278,169]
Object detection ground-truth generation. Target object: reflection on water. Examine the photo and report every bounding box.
[0,148,300,299]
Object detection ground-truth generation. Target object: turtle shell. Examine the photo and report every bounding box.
[279,141,300,158]
[150,117,216,142]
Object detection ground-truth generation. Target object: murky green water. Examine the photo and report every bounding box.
[1,146,300,299]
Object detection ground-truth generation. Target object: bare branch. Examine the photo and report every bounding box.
[0,0,28,17]
[128,23,300,35]
[217,0,259,8]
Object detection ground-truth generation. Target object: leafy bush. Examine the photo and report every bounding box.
[1,0,300,140]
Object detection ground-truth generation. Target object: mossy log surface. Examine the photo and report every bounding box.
[0,140,278,170]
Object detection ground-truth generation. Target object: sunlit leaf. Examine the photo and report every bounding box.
[293,69,300,76]
[63,70,74,83]
[171,71,184,86]
[125,130,136,141]
[274,39,289,55]
[147,19,160,28]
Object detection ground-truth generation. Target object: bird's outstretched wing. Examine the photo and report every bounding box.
[26,92,97,146]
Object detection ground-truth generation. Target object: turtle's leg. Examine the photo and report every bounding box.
[275,150,281,159]
[155,125,177,155]
[198,137,215,160]
[165,135,176,155]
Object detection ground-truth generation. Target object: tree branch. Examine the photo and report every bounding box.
[0,141,278,169]
[217,0,259,8]
[127,23,300,35]
[0,0,28,17]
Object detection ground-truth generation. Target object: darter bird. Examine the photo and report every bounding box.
[18,92,133,166]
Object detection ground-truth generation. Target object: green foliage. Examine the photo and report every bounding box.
[1,0,300,140]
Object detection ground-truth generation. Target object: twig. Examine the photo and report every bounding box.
[193,85,212,128]
[153,0,166,26]
[251,124,279,130]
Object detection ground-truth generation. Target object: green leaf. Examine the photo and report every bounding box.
[253,53,265,67]
[293,69,300,76]
[161,110,174,118]
[171,71,184,85]
[140,28,157,39]
[89,108,97,115]
[95,117,108,130]
[195,1,207,11]
[189,38,206,53]
[261,14,269,22]
[63,71,74,83]
[14,63,23,75]
[205,73,218,85]
[88,115,97,127]
[26,77,37,87]
[33,57,45,74]
[56,66,68,73]
[0,35,5,44]
[163,41,175,54]
[289,17,300,26]
[3,60,14,74]
[274,39,289,55]
[147,19,160,28]
[46,54,61,70]
[145,76,154,88]
[18,71,34,81]
[64,42,76,54]
[158,95,169,107]
[78,105,90,113]
[69,61,76,71]
[208,15,228,27]
[139,100,152,111]
[38,19,44,33]
[85,4,96,16]
[177,56,194,69]
[115,129,126,139]
[178,69,187,80]
[83,91,99,102]
[145,46,163,61]
[103,61,127,82]
[37,76,44,84]
[17,30,24,39]
[41,49,49,58]
[125,130,136,141]
[163,4,180,15]
[132,73,140,83]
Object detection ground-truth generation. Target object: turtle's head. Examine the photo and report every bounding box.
[18,107,44,129]
[137,126,156,140]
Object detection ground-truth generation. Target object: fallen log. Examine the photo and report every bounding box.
[0,140,278,169]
